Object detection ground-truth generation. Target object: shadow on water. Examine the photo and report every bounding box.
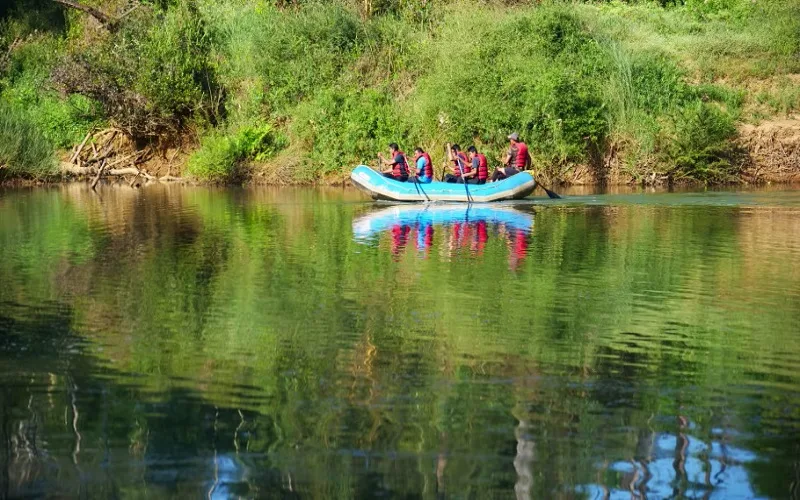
[1,185,799,498]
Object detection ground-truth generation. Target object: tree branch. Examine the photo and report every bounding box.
[52,0,114,27]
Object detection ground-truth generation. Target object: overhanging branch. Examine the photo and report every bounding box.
[52,0,115,27]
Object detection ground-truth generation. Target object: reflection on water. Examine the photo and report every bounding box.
[578,423,761,499]
[353,204,533,268]
[1,184,799,498]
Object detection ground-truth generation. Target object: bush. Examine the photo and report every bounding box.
[187,123,286,181]
[53,1,221,139]
[667,102,738,183]
[291,85,403,176]
[209,1,365,123]
[1,34,103,148]
[409,5,608,173]
[187,134,239,181]
[0,104,56,178]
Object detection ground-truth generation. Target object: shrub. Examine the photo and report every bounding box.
[0,104,56,178]
[187,123,286,181]
[1,34,103,148]
[410,5,608,173]
[53,1,221,139]
[187,134,240,181]
[291,86,404,176]
[667,102,738,183]
[209,1,365,123]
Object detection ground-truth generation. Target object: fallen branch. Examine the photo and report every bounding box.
[91,159,107,190]
[61,162,163,181]
[107,167,155,179]
[1,38,21,72]
[104,152,137,169]
[52,0,114,27]
[69,130,93,164]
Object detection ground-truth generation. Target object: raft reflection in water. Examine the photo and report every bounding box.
[352,203,533,268]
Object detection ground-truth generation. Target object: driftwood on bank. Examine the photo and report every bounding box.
[61,128,184,185]
[90,159,107,190]
[61,162,180,182]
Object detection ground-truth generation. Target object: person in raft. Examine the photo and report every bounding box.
[409,147,433,184]
[444,143,471,183]
[491,132,531,182]
[378,143,409,182]
[460,146,489,184]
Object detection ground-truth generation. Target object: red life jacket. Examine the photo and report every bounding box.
[514,142,530,170]
[392,151,409,178]
[414,152,434,178]
[422,152,433,178]
[453,151,470,175]
[476,153,488,180]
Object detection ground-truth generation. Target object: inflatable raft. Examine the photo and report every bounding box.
[350,165,537,203]
[352,203,533,241]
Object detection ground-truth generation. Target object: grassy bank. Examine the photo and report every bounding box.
[1,0,799,185]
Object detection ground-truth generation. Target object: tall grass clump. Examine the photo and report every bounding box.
[667,102,738,183]
[206,1,366,123]
[0,105,57,178]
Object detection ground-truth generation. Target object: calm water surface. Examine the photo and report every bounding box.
[1,184,799,499]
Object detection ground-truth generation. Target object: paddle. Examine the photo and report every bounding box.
[451,144,473,203]
[441,145,447,181]
[536,182,561,199]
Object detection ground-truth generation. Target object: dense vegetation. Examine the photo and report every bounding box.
[1,0,799,183]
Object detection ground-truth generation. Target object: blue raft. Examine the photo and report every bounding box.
[352,204,533,241]
[350,165,537,203]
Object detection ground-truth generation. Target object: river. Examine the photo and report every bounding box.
[1,184,799,498]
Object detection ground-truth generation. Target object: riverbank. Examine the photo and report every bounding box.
[1,0,799,186]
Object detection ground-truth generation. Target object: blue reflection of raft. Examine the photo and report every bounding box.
[350,165,537,203]
[352,203,533,241]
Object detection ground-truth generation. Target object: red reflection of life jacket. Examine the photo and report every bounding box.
[393,152,409,178]
[514,142,529,170]
[391,224,411,257]
[476,153,488,180]
[514,230,528,259]
[475,220,488,255]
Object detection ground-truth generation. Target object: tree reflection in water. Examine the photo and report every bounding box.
[1,186,799,498]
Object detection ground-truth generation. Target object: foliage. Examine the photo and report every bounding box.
[292,86,403,177]
[667,102,738,183]
[2,0,800,182]
[207,1,366,122]
[0,34,103,148]
[52,1,221,139]
[0,104,56,178]
[187,123,287,181]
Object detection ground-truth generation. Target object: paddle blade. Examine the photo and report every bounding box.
[542,186,561,199]
[536,181,561,199]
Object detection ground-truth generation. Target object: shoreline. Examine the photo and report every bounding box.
[3,118,799,188]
